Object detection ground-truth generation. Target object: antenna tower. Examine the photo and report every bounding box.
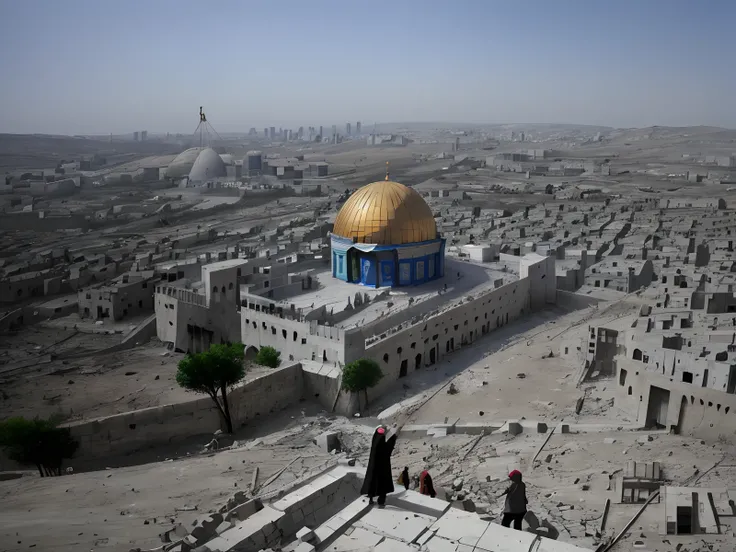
[192,106,223,148]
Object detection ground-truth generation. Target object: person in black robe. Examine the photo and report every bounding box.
[397,466,410,490]
[419,470,437,498]
[361,425,397,506]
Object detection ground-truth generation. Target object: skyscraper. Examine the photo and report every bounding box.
[346,122,351,136]
[270,127,276,140]
[356,121,361,135]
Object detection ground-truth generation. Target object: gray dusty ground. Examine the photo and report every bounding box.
[4,294,735,552]
[4,126,736,552]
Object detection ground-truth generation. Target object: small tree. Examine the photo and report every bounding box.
[0,416,78,477]
[255,346,281,368]
[341,358,384,410]
[176,343,246,433]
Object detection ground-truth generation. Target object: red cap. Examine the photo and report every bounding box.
[509,470,522,478]
[377,427,386,434]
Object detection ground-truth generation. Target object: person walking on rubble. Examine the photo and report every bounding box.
[499,469,528,530]
[397,466,410,490]
[419,469,437,498]
[361,425,398,507]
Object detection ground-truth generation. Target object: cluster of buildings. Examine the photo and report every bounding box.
[553,198,736,442]
[151,175,557,413]
[254,121,363,144]
[163,147,330,193]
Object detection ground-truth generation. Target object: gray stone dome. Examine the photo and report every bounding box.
[165,147,203,179]
[188,148,227,182]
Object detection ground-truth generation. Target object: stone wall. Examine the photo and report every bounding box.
[615,360,736,441]
[301,361,360,415]
[65,363,304,459]
[363,277,531,395]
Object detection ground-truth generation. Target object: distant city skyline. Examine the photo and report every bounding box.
[1,0,735,135]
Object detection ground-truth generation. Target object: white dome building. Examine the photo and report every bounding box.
[165,147,227,183]
[165,148,203,179]
[188,148,227,182]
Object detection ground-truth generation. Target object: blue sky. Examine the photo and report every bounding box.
[1,0,734,134]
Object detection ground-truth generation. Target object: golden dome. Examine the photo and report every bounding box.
[333,180,437,245]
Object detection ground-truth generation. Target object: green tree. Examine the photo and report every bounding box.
[175,343,246,433]
[341,358,384,410]
[255,346,281,368]
[0,416,78,477]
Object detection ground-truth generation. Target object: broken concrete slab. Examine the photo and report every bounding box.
[385,489,451,518]
[331,526,385,550]
[312,497,372,550]
[358,505,436,543]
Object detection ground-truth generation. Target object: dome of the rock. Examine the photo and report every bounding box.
[330,179,445,288]
[332,180,437,245]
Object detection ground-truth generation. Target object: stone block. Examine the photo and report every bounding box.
[224,498,263,522]
[498,421,522,436]
[312,497,371,549]
[559,424,570,434]
[454,422,499,435]
[315,431,340,453]
[385,489,451,518]
[427,426,449,437]
[296,526,314,542]
[475,502,492,514]
[191,513,223,544]
[215,521,232,535]
[272,472,343,513]
[204,505,284,552]
[396,424,434,437]
[160,524,188,543]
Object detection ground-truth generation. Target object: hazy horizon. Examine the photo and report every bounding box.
[1,0,735,135]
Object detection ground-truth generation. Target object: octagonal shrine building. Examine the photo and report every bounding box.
[330,176,445,287]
